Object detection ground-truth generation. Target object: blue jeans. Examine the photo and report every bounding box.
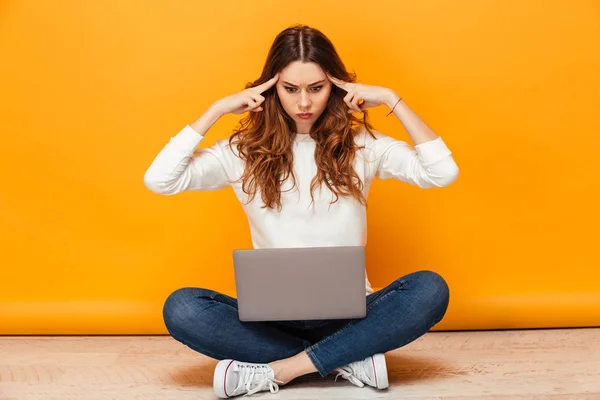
[163,270,450,377]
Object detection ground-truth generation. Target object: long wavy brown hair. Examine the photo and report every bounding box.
[229,24,377,211]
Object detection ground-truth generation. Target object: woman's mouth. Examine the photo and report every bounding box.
[297,113,313,119]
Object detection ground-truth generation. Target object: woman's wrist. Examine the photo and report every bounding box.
[384,90,402,109]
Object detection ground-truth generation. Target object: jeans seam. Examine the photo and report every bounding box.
[304,346,326,376]
[305,281,405,371]
[367,284,400,312]
[202,294,238,311]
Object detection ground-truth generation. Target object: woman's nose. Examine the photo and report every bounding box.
[299,93,311,108]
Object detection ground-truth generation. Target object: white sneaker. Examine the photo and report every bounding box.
[213,359,284,398]
[333,353,389,389]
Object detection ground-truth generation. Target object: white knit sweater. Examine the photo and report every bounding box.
[144,125,459,295]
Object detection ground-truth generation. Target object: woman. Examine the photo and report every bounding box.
[144,24,458,398]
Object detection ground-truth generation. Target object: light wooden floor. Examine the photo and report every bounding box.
[0,328,598,399]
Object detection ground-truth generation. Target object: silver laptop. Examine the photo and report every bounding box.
[233,246,367,322]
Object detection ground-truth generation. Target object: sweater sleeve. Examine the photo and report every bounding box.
[368,131,459,188]
[144,125,233,194]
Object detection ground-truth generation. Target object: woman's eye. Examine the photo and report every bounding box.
[284,86,323,93]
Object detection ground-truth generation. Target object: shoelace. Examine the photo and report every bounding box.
[334,360,372,388]
[231,364,281,397]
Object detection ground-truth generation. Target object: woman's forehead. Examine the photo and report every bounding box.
[280,61,326,85]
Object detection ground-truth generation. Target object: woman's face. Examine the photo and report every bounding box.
[275,61,332,134]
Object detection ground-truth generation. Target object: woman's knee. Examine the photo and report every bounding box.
[162,287,213,334]
[407,270,450,315]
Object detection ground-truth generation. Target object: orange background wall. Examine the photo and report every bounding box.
[1,0,599,334]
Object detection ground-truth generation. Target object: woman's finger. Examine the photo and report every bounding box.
[348,92,362,113]
[246,97,258,109]
[343,91,354,111]
[244,104,263,112]
[252,73,279,94]
[327,73,349,91]
[350,93,361,112]
[248,92,265,105]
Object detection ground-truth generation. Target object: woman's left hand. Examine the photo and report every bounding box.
[327,74,396,113]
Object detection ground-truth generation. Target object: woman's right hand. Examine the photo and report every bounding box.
[214,74,279,115]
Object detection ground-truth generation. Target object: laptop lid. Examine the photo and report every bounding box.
[233,246,367,322]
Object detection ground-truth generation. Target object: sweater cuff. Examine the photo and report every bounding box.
[170,124,206,151]
[414,136,453,165]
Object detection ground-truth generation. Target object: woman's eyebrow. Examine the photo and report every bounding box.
[282,80,325,87]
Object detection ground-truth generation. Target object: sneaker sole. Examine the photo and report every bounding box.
[214,359,235,398]
[371,353,389,389]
